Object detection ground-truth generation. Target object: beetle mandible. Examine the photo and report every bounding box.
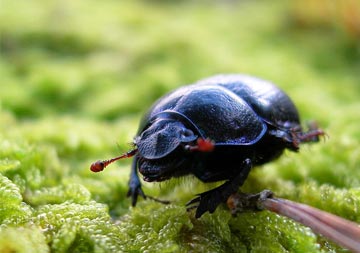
[91,74,324,218]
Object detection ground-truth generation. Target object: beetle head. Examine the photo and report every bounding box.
[90,110,215,183]
[135,118,198,160]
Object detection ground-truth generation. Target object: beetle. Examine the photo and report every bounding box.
[91,74,324,218]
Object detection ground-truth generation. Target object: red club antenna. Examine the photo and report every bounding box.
[90,149,138,173]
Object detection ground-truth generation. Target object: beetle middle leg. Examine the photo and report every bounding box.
[187,158,252,218]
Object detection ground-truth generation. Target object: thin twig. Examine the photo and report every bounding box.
[261,197,360,253]
[228,191,360,253]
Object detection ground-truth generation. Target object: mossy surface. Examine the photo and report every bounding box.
[1,0,359,252]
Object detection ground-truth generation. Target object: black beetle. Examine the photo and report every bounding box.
[91,74,324,218]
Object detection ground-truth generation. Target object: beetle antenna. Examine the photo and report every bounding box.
[90,149,138,173]
[299,121,326,143]
[299,129,326,143]
[291,122,326,146]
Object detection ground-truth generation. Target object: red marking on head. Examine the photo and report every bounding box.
[185,138,215,152]
[196,138,215,152]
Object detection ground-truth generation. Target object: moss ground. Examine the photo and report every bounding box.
[1,1,359,252]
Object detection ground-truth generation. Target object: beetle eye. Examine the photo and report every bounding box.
[182,129,192,137]
[180,129,197,142]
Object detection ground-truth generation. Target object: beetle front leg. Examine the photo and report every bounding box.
[187,158,252,218]
[127,155,146,206]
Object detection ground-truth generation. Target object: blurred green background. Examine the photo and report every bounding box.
[0,0,359,252]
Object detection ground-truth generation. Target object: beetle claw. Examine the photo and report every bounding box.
[146,195,171,205]
[187,159,252,218]
[127,184,146,206]
[186,196,201,206]
[186,182,241,218]
[185,196,201,211]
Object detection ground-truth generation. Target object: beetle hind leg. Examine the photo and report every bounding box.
[227,190,274,216]
[187,159,252,218]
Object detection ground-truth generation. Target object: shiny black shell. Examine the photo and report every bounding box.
[129,74,310,218]
[137,74,300,159]
[133,74,303,182]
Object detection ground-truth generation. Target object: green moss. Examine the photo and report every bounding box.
[0,226,49,253]
[0,0,359,252]
[0,174,32,224]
